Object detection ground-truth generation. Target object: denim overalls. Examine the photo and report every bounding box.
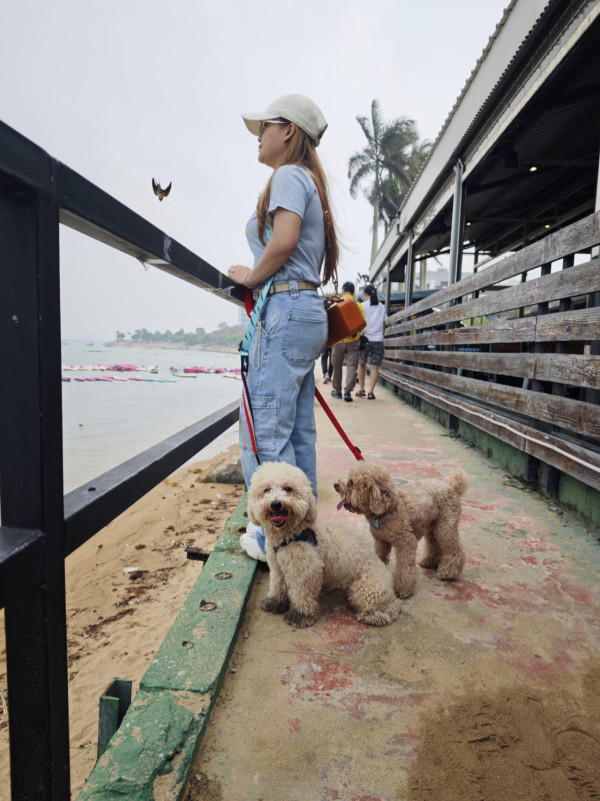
[239,280,327,498]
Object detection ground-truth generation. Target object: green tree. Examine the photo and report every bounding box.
[348,100,431,260]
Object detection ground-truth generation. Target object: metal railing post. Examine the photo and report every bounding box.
[404,230,414,309]
[385,260,391,315]
[0,186,70,800]
[448,159,465,285]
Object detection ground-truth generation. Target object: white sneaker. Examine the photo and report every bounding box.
[240,522,267,562]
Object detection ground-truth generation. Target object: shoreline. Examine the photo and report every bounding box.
[102,341,239,354]
[0,446,245,798]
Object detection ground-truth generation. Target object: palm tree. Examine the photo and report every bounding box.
[348,100,431,261]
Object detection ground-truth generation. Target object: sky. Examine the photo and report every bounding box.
[1,0,509,341]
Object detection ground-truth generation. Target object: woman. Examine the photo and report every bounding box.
[227,94,339,560]
[356,284,386,399]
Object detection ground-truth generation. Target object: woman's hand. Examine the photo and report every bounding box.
[228,265,255,287]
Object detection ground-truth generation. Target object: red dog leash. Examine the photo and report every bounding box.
[242,287,364,463]
[314,386,364,461]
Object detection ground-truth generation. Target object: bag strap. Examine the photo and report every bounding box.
[307,172,338,292]
[238,225,274,465]
[238,278,273,359]
[238,222,274,359]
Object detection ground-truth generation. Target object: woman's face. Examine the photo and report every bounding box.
[258,120,292,168]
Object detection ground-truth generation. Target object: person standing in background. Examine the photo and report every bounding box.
[330,281,364,402]
[355,283,386,399]
[321,346,333,384]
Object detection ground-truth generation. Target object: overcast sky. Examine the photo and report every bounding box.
[1,0,508,340]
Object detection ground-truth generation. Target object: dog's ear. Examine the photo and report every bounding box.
[304,491,318,526]
[246,494,261,526]
[369,481,392,516]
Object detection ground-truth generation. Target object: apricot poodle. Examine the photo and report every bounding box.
[334,462,467,598]
[247,462,402,628]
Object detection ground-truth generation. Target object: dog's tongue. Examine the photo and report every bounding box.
[337,497,346,511]
[271,514,287,525]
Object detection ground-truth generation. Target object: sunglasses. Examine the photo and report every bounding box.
[258,119,288,136]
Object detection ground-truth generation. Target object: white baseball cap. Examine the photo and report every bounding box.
[242,94,328,146]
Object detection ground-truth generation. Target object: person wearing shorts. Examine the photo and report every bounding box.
[356,283,386,399]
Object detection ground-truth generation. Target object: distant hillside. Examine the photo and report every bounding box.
[109,323,246,351]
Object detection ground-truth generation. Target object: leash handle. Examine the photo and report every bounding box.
[314,386,364,461]
[239,277,274,357]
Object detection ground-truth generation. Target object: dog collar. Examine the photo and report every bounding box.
[370,518,380,529]
[274,528,318,553]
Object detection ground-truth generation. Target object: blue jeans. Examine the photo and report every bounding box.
[240,283,328,499]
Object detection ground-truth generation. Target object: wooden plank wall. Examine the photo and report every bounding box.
[381,211,600,493]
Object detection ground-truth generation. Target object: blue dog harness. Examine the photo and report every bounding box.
[274,528,318,553]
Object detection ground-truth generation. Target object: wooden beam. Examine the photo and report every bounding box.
[385,350,600,389]
[389,257,600,335]
[388,211,600,325]
[381,360,600,438]
[380,369,600,492]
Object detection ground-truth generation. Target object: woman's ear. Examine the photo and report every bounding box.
[283,122,296,142]
[247,488,260,526]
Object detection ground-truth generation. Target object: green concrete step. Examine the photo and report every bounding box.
[77,496,256,801]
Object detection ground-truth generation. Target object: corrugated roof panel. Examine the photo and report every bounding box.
[404,0,551,213]
[371,0,552,276]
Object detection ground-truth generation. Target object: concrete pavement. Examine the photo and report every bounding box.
[185,378,600,801]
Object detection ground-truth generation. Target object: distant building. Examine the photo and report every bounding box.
[425,267,449,289]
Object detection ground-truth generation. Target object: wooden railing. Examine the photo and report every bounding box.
[381,212,600,494]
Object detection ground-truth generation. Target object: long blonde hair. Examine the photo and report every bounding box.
[256,123,339,285]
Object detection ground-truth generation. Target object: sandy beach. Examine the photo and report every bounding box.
[0,445,245,799]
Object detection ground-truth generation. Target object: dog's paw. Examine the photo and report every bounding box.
[394,586,415,599]
[283,609,318,628]
[261,597,290,614]
[418,557,440,570]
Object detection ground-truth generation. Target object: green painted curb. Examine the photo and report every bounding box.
[78,495,256,801]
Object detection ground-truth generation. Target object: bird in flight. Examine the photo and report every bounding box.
[152,179,172,201]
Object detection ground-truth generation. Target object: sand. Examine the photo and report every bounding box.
[0,446,245,799]
[406,662,600,801]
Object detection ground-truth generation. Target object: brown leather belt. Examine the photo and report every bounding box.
[267,281,320,295]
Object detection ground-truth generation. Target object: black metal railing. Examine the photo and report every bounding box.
[0,119,243,800]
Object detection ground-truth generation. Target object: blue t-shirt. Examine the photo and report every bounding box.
[245,165,325,287]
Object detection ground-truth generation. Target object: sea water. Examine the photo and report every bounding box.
[61,341,241,492]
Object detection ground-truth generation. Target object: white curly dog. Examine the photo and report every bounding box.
[247,461,402,628]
